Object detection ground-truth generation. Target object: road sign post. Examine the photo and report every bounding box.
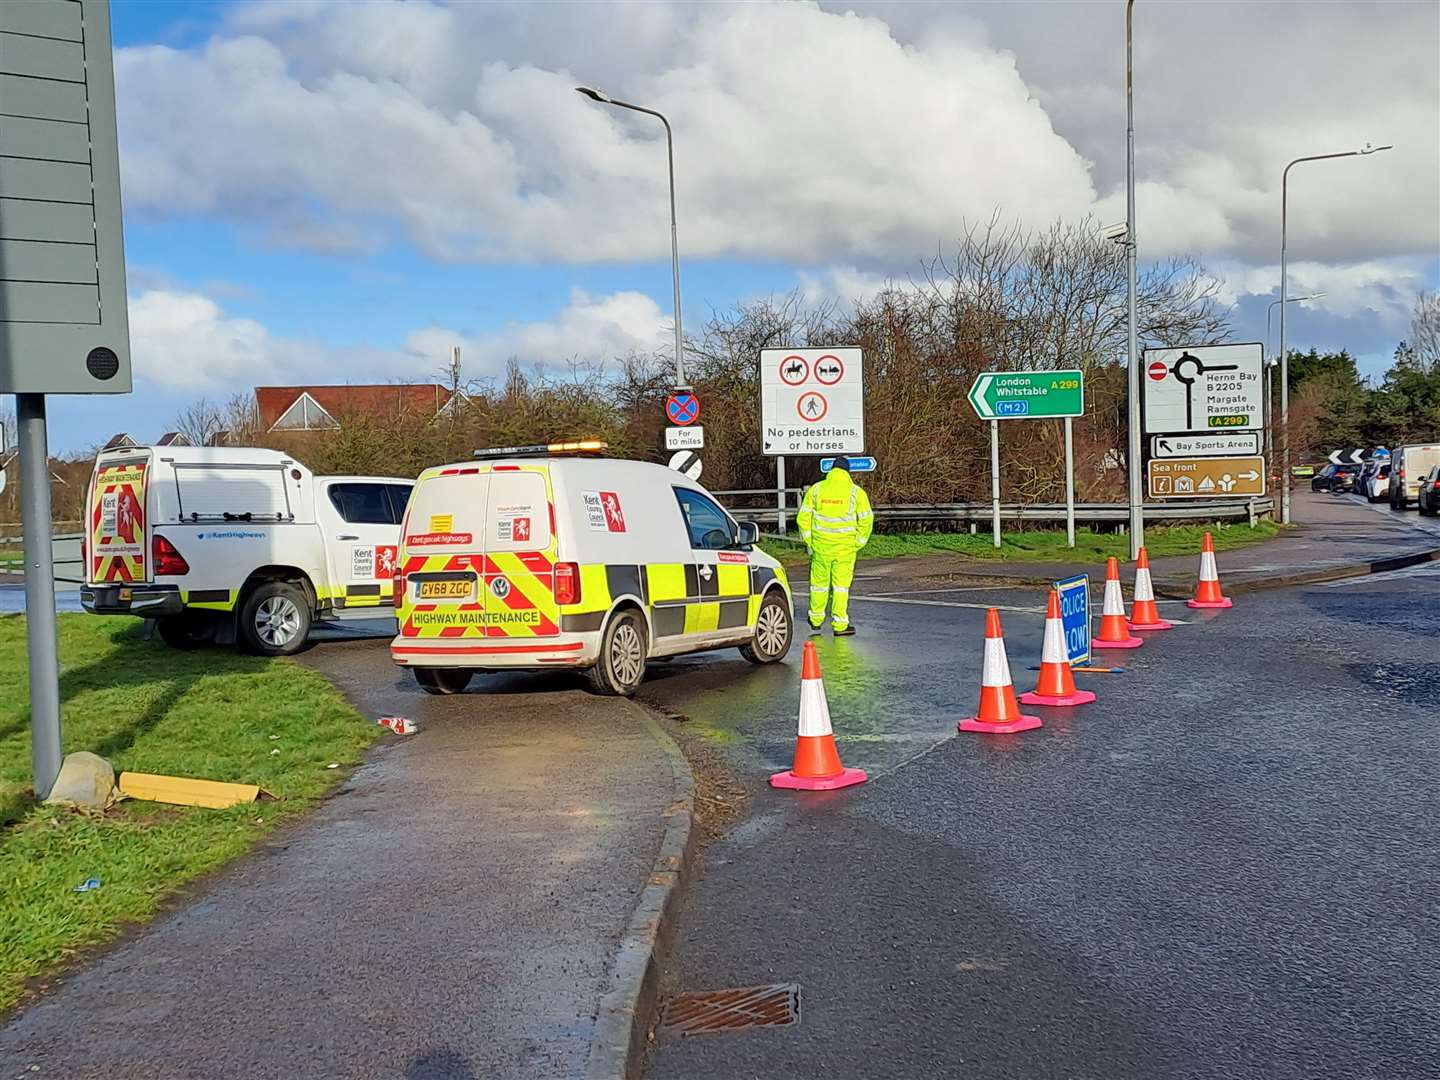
[776,456,786,535]
[1064,417,1075,548]
[2,1,131,799]
[968,369,1085,549]
[990,420,1001,548]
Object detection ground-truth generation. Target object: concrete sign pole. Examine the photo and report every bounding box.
[990,419,1001,549]
[1064,416,1076,548]
[18,396,62,797]
[1125,0,1144,560]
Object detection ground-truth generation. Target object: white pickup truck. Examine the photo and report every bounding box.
[81,445,411,655]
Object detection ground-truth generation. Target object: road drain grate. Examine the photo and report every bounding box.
[662,983,801,1035]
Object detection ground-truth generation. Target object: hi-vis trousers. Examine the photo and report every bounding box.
[808,548,857,631]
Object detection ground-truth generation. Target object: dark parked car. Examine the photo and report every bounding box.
[1312,463,1361,492]
[1418,465,1440,516]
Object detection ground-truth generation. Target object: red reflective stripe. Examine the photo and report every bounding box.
[493,464,520,471]
[392,641,584,655]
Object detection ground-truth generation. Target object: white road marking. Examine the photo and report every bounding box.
[852,595,1047,614]
[1317,561,1440,587]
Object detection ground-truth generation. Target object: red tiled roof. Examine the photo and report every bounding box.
[254,385,453,430]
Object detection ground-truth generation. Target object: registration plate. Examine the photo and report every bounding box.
[416,579,473,600]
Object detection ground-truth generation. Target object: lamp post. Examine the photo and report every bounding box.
[1264,293,1324,461]
[1279,144,1391,523]
[576,86,687,388]
[1124,0,1142,559]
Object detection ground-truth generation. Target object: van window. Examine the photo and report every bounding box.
[329,483,397,525]
[386,484,413,522]
[174,464,291,521]
[673,488,734,550]
[488,471,551,551]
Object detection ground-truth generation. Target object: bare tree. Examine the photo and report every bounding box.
[1409,291,1440,374]
[172,397,228,447]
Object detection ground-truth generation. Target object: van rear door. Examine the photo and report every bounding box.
[88,450,153,584]
[397,464,558,644]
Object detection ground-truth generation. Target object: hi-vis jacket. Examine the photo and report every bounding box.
[797,470,874,554]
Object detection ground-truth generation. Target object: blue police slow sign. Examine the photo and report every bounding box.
[1054,574,1091,665]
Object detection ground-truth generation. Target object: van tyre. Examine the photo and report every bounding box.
[741,592,793,664]
[414,667,473,695]
[239,581,312,656]
[156,613,217,650]
[588,610,648,697]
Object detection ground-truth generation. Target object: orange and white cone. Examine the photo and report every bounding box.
[959,608,1042,734]
[1094,556,1143,649]
[1021,589,1097,707]
[1187,531,1233,609]
[1127,548,1173,631]
[770,640,868,791]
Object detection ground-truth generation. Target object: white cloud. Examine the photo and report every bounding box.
[115,0,1096,263]
[127,286,665,394]
[405,288,669,378]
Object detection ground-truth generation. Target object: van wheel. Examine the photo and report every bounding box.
[239,581,312,656]
[414,667,473,695]
[588,610,648,696]
[156,614,217,650]
[741,592,793,664]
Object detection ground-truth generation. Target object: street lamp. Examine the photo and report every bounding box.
[1278,143,1392,524]
[1124,0,1141,558]
[575,86,688,388]
[1264,293,1324,461]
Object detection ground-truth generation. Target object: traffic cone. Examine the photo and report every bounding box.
[1020,590,1097,707]
[1127,548,1173,631]
[959,609,1042,734]
[1187,532,1233,609]
[770,640,868,791]
[1094,557,1143,649]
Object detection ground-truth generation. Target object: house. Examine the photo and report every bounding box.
[102,433,139,450]
[253,384,463,433]
[156,432,192,447]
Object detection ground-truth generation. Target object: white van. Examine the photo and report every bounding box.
[391,444,793,696]
[1390,444,1440,509]
[81,445,411,655]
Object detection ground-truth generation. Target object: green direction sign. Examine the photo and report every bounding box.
[968,369,1084,420]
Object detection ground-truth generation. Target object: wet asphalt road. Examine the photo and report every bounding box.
[0,638,674,1080]
[642,565,1440,1080]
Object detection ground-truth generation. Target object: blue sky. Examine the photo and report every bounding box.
[33,0,1440,454]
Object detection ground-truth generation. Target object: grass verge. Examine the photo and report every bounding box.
[759,519,1279,564]
[0,614,377,1014]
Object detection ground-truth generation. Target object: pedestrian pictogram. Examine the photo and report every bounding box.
[797,391,828,422]
[666,393,700,426]
[779,355,809,386]
[814,355,844,385]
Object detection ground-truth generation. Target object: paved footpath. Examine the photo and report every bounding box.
[641,500,1440,1079]
[1,640,684,1080]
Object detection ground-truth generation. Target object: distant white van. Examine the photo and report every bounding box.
[1390,444,1440,509]
[82,445,411,654]
[391,443,794,696]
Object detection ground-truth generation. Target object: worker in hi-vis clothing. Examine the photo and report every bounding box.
[796,457,874,636]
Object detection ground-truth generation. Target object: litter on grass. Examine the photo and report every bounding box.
[73,878,102,893]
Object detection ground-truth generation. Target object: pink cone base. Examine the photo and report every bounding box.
[770,767,868,791]
[958,714,1042,734]
[1019,688,1097,707]
[1094,635,1143,649]
[1128,619,1173,631]
[1187,598,1232,609]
